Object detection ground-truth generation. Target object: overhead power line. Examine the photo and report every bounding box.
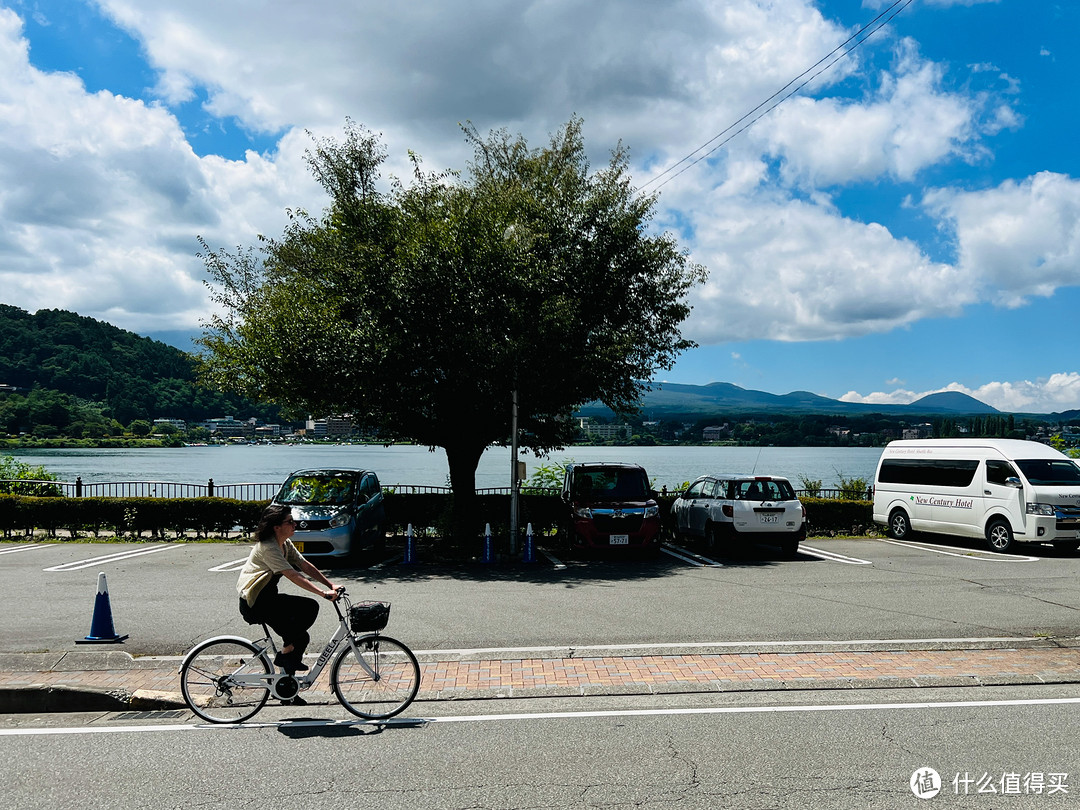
[639,0,917,193]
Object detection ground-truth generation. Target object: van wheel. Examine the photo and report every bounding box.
[887,509,911,539]
[986,519,1014,553]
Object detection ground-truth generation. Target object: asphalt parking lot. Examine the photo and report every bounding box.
[3,534,1080,657]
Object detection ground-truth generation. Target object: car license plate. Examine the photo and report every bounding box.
[293,541,305,552]
[760,515,779,524]
[610,535,629,545]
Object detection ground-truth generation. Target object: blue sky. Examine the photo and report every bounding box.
[1,0,1079,413]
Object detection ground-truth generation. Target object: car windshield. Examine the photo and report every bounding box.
[574,469,649,501]
[731,479,795,500]
[1015,460,1080,487]
[277,474,356,505]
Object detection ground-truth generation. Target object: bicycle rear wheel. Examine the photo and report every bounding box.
[180,638,272,724]
[332,635,420,720]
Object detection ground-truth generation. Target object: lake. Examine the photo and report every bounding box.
[7,444,883,490]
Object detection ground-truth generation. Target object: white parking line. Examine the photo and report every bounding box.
[878,538,1040,562]
[208,557,249,572]
[0,543,54,555]
[661,544,723,567]
[539,549,567,570]
[799,545,873,565]
[43,545,177,572]
[4,695,1080,737]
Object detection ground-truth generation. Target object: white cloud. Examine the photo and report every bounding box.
[0,0,1066,371]
[842,373,1080,413]
[0,8,323,333]
[754,40,983,186]
[679,192,967,343]
[923,172,1080,307]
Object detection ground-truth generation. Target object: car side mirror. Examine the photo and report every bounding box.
[1005,477,1023,489]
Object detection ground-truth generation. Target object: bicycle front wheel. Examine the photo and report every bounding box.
[332,635,420,720]
[180,639,272,724]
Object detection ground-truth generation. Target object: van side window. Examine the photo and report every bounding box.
[986,460,1018,486]
[878,459,979,488]
[703,479,721,498]
[684,481,705,499]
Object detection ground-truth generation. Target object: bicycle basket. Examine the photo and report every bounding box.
[349,601,390,632]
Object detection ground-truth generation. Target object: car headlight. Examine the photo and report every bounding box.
[329,511,352,528]
[644,505,659,518]
[574,506,592,519]
[1026,503,1056,517]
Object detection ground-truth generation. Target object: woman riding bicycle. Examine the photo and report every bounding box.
[236,504,339,677]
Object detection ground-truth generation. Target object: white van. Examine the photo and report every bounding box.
[873,438,1080,553]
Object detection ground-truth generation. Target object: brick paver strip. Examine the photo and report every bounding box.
[3,647,1080,702]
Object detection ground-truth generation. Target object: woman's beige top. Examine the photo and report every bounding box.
[236,539,303,607]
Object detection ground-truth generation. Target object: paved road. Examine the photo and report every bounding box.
[5,536,1080,807]
[3,536,1080,655]
[3,684,1079,809]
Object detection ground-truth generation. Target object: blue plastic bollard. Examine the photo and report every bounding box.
[403,523,416,564]
[523,522,535,563]
[482,523,494,563]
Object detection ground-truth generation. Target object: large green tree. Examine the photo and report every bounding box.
[198,118,705,537]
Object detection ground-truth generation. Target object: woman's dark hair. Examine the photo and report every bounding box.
[256,504,294,542]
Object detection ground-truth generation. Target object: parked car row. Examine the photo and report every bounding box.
[269,462,809,562]
[559,462,805,557]
[269,438,1080,561]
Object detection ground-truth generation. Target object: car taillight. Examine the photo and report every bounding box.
[722,504,733,518]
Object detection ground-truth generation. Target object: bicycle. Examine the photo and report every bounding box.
[178,588,420,724]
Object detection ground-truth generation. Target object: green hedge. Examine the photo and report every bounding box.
[0,492,879,541]
[0,494,268,539]
[381,492,564,537]
[800,497,876,536]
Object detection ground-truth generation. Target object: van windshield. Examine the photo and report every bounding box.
[573,469,649,501]
[1015,460,1080,487]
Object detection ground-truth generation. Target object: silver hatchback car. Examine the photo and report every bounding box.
[271,468,385,562]
[672,474,806,556]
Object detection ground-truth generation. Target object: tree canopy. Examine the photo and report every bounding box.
[198,118,706,536]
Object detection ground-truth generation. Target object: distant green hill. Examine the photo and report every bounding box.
[575,381,1000,417]
[0,304,277,434]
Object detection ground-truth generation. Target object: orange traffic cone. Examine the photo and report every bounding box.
[76,572,128,644]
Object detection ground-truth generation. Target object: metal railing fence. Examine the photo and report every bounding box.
[0,479,870,501]
[0,478,280,501]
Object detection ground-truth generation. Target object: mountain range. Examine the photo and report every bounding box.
[575,382,1000,418]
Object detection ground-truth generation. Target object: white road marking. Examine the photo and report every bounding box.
[43,545,177,572]
[799,545,873,565]
[0,544,54,555]
[661,544,723,567]
[4,695,1080,737]
[143,635,1043,664]
[539,549,567,569]
[878,538,1040,562]
[208,557,248,572]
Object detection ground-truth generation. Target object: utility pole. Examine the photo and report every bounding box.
[510,387,519,555]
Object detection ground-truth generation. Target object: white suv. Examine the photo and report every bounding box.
[673,474,806,556]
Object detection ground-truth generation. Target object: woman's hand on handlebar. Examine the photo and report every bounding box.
[323,586,344,601]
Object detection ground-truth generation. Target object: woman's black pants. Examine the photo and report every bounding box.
[239,589,319,657]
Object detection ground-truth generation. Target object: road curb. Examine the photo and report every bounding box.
[5,670,1080,715]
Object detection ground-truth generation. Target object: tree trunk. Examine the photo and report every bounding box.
[444,440,486,548]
